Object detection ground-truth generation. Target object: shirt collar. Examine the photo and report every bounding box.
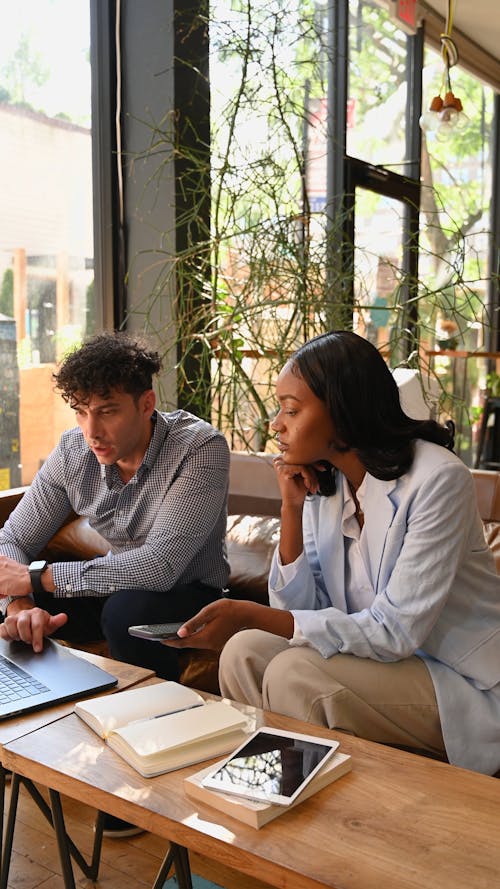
[342,473,367,508]
[356,473,368,508]
[141,410,166,470]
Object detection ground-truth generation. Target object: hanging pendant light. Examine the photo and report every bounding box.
[419,0,467,140]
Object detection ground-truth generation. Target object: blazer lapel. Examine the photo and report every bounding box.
[318,493,349,610]
[360,476,398,592]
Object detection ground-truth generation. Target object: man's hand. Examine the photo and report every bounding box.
[0,606,68,653]
[0,555,32,598]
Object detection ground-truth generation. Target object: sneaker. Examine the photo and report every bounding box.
[101,813,144,838]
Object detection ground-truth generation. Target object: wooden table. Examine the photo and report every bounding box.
[0,648,155,887]
[3,702,500,889]
[0,648,154,751]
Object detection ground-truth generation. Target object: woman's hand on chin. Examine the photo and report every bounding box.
[273,456,325,501]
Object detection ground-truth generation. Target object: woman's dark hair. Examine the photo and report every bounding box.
[53,331,162,405]
[291,330,454,481]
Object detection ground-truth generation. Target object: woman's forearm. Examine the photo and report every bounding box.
[171,598,295,650]
[278,502,304,565]
[243,599,295,638]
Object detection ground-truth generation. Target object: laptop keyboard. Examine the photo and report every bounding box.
[0,654,49,704]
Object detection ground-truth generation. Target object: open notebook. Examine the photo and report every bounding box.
[0,637,117,719]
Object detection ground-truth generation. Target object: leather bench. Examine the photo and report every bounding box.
[1,460,499,694]
[0,453,282,693]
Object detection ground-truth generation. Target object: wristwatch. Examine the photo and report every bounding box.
[29,560,49,595]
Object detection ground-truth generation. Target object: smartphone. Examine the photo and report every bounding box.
[313,461,336,496]
[128,621,184,641]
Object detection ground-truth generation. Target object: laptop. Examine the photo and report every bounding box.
[0,637,118,720]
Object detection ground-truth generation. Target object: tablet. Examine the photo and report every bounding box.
[201,726,339,806]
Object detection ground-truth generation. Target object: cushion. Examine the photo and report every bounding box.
[178,649,221,695]
[483,521,500,575]
[41,510,281,697]
[226,514,280,604]
[44,516,109,561]
[472,470,500,522]
[180,515,281,695]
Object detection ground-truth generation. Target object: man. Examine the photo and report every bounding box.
[0,331,230,682]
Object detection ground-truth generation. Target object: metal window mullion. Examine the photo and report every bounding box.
[90,0,122,330]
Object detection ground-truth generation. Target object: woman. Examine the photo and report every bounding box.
[167,331,500,775]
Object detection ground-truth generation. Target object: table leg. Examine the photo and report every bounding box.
[152,842,193,889]
[2,773,191,889]
[23,780,103,880]
[0,765,5,879]
[0,773,20,889]
[49,789,76,889]
[47,792,105,884]
[0,774,104,889]
[174,845,193,889]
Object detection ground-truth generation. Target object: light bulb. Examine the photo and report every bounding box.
[419,110,440,132]
[435,121,457,141]
[420,88,466,138]
[454,110,469,130]
[435,108,468,141]
[439,106,459,125]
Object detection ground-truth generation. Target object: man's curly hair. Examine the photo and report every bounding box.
[53,331,162,405]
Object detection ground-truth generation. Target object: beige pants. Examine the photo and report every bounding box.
[219,629,446,756]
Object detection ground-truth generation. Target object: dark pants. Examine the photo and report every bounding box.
[33,584,222,681]
[31,592,106,643]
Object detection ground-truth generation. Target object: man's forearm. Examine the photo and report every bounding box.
[1,563,55,616]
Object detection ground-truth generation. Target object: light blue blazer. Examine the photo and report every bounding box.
[268,439,500,774]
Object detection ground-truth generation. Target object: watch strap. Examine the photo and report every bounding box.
[29,561,49,596]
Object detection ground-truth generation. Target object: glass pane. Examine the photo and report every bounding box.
[418,48,495,466]
[347,0,409,171]
[0,0,93,488]
[352,188,405,354]
[208,0,332,451]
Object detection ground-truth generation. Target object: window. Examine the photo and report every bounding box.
[352,190,406,348]
[418,50,495,464]
[347,0,409,172]
[0,0,93,487]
